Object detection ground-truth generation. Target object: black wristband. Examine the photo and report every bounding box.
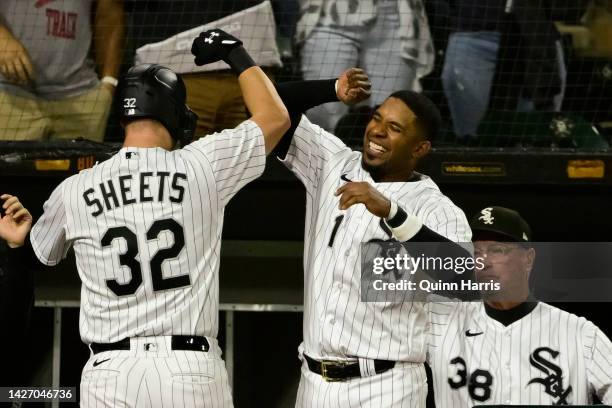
[225,46,256,76]
[387,206,408,228]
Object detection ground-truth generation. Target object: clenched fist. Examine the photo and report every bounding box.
[335,181,391,218]
[337,68,371,105]
[191,29,243,66]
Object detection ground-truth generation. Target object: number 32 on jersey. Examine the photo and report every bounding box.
[102,218,189,296]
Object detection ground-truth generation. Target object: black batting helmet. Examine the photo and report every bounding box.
[119,64,198,146]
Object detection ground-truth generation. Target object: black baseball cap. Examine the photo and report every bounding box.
[470,206,532,243]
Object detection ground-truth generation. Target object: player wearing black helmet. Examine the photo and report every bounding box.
[0,29,288,407]
[118,64,199,147]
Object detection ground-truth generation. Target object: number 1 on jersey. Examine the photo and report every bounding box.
[328,215,345,247]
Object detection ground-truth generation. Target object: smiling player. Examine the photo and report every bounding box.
[274,76,471,407]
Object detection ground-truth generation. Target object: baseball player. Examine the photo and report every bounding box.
[274,76,472,407]
[427,206,612,406]
[6,29,289,407]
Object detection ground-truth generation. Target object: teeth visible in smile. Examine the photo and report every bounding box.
[369,141,386,153]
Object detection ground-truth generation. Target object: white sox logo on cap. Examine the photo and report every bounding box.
[479,207,494,225]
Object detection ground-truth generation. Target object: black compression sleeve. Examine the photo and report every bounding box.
[274,79,338,159]
[276,79,338,117]
[409,225,452,242]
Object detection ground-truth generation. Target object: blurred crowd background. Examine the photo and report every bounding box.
[0,0,611,148]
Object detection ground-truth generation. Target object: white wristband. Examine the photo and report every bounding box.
[334,79,339,97]
[101,76,118,87]
[387,200,398,220]
[390,214,423,242]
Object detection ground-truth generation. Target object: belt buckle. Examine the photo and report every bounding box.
[321,360,343,382]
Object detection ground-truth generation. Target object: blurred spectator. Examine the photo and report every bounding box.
[548,0,592,23]
[439,0,566,143]
[581,0,612,57]
[128,0,293,138]
[272,0,300,58]
[0,0,124,141]
[559,0,612,140]
[296,0,434,131]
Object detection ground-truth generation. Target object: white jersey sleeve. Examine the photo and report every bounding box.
[278,115,349,192]
[181,119,266,206]
[422,195,472,243]
[30,179,71,266]
[585,324,612,404]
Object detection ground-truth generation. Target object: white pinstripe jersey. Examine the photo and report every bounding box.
[30,120,265,344]
[281,116,471,362]
[427,301,612,406]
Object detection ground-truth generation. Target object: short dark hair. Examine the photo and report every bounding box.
[388,90,441,141]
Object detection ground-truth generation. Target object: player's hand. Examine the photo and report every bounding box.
[0,35,34,86]
[335,181,391,218]
[337,68,371,106]
[0,194,33,248]
[191,29,244,66]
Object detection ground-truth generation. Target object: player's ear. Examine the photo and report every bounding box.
[412,140,431,160]
[525,247,536,274]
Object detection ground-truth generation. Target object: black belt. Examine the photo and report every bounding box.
[90,335,210,354]
[304,354,395,382]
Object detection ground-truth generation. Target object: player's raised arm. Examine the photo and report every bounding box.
[270,69,371,192]
[273,68,371,157]
[236,66,289,154]
[276,68,371,130]
[191,29,289,154]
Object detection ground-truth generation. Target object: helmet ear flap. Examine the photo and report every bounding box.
[178,107,198,147]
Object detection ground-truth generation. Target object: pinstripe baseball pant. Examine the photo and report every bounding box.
[80,336,233,407]
[295,359,427,408]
